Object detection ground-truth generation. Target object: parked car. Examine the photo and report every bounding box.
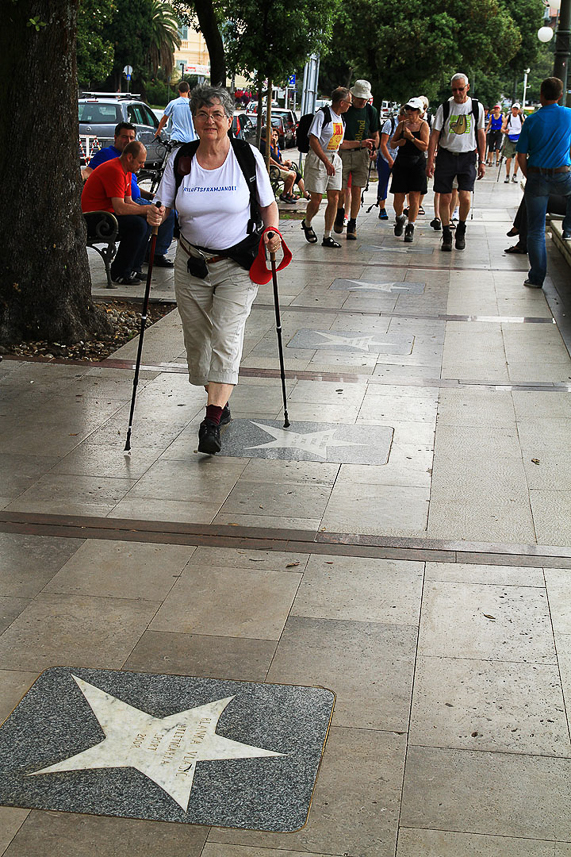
[78,92,164,167]
[243,107,297,148]
[231,113,257,145]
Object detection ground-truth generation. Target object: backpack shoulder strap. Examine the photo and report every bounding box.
[230,137,261,234]
[471,98,480,125]
[173,140,200,194]
[442,101,450,124]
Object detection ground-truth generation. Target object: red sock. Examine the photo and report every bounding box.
[205,405,223,425]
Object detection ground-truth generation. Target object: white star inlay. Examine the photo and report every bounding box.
[312,330,386,351]
[246,422,364,459]
[29,676,284,812]
[344,279,412,292]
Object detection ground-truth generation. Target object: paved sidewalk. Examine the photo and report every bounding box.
[1,178,571,856]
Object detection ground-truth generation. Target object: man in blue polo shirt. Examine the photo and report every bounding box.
[516,76,571,289]
[84,122,175,272]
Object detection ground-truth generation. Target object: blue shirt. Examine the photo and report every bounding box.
[164,95,196,143]
[516,103,571,168]
[88,145,141,199]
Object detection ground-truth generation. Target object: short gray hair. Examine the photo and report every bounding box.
[451,73,469,87]
[190,85,234,119]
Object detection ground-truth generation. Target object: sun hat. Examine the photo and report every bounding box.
[405,97,424,111]
[350,80,372,100]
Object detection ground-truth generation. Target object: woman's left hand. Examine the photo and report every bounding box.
[264,230,282,254]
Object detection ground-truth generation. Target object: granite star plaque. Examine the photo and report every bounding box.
[361,244,434,254]
[220,420,393,465]
[330,278,425,294]
[0,667,334,831]
[287,329,414,354]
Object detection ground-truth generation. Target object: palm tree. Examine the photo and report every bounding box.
[149,0,181,77]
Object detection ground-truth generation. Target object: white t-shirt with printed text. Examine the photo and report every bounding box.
[156,144,274,250]
[433,97,485,153]
[308,107,345,152]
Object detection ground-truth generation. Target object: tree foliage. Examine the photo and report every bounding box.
[101,0,155,90]
[173,0,226,84]
[76,0,115,86]
[149,0,181,77]
[320,0,543,105]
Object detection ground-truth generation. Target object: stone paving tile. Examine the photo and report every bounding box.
[1,810,209,857]
[0,534,85,599]
[5,473,137,517]
[0,594,159,671]
[397,829,567,856]
[267,615,416,730]
[208,726,406,857]
[424,562,545,587]
[401,746,571,840]
[123,631,277,682]
[0,598,31,635]
[150,565,301,640]
[0,807,30,856]
[321,482,430,537]
[0,669,38,722]
[418,581,555,663]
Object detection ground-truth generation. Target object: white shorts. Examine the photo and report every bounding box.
[174,242,258,386]
[304,150,343,194]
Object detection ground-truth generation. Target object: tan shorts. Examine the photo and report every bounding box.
[174,242,258,386]
[503,138,518,159]
[304,150,343,194]
[340,148,370,188]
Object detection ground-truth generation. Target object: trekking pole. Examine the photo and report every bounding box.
[124,201,162,453]
[267,231,290,428]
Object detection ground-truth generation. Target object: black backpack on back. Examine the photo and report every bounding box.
[296,105,334,153]
[441,97,481,128]
[173,136,261,235]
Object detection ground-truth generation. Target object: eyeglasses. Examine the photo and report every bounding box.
[452,86,466,92]
[194,110,227,122]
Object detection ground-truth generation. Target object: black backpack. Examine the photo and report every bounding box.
[173,137,261,235]
[441,97,481,128]
[297,105,338,153]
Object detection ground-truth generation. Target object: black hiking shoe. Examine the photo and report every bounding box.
[322,236,341,248]
[455,222,466,250]
[220,404,231,426]
[334,207,345,234]
[430,217,442,230]
[441,228,453,251]
[404,223,414,243]
[394,214,406,237]
[346,219,357,240]
[198,419,221,454]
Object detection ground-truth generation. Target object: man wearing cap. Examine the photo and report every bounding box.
[334,80,380,240]
[426,72,486,250]
[486,104,504,166]
[515,76,571,289]
[502,103,525,182]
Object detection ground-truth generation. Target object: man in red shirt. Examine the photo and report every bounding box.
[82,141,163,285]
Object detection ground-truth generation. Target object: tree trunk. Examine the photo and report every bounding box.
[194,0,226,85]
[0,0,109,345]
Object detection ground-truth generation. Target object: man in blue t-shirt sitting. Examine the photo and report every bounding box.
[84,122,175,272]
[516,76,571,289]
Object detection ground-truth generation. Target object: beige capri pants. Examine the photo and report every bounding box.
[174,239,258,386]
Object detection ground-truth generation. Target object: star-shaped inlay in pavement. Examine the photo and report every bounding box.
[344,279,413,292]
[29,676,284,812]
[312,330,387,351]
[246,421,364,460]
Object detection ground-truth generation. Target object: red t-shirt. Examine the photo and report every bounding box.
[81,157,132,213]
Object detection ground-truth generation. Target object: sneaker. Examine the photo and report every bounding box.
[504,177,510,183]
[394,214,406,237]
[512,175,518,183]
[455,222,466,250]
[441,229,453,251]
[430,217,442,230]
[563,230,571,240]
[334,207,345,234]
[322,236,341,248]
[132,270,145,281]
[198,418,221,454]
[112,273,140,285]
[346,219,357,240]
[523,279,542,289]
[404,222,414,243]
[153,255,174,268]
[220,404,232,426]
[378,209,389,220]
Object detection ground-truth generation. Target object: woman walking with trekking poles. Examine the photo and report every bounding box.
[149,85,282,455]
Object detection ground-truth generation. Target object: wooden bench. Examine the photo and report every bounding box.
[548,215,571,270]
[83,210,119,289]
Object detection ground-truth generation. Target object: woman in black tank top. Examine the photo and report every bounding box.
[389,98,429,243]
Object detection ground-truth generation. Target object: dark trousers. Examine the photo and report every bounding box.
[110,215,149,279]
[512,193,567,251]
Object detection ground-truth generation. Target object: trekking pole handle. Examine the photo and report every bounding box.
[151,200,161,237]
[266,230,276,262]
